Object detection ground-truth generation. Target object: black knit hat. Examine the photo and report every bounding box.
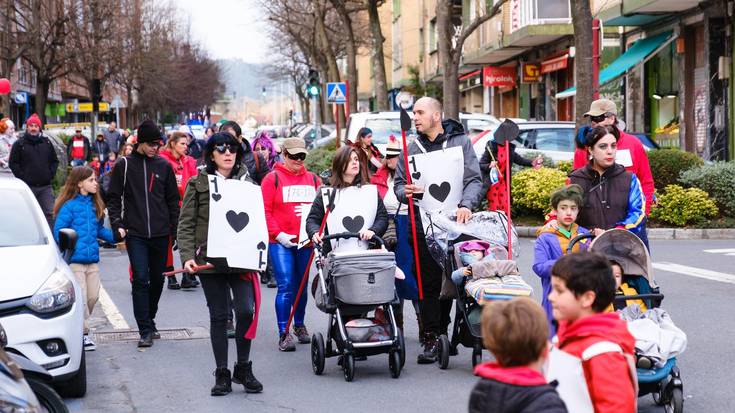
[137,120,161,143]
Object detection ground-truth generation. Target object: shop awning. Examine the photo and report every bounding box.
[555,31,675,99]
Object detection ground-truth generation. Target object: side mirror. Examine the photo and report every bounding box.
[58,228,78,263]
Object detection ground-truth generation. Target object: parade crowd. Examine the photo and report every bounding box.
[0,95,674,413]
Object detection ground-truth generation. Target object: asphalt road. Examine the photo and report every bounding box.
[64,238,735,412]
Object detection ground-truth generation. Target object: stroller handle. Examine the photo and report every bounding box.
[614,293,665,301]
[566,233,596,254]
[317,232,385,250]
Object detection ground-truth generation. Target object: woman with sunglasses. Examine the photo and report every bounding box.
[177,132,263,396]
[568,125,645,239]
[260,138,321,351]
[370,136,419,331]
[160,131,199,290]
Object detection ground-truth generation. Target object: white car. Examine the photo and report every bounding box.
[345,111,502,154]
[471,121,577,164]
[0,177,86,397]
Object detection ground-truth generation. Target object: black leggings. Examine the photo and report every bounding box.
[200,274,254,368]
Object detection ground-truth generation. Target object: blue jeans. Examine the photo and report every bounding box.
[126,235,168,335]
[269,243,312,334]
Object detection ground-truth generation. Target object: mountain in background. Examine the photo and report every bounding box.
[217,59,267,100]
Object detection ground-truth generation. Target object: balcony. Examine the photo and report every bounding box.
[599,0,703,26]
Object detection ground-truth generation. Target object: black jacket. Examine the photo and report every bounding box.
[469,378,568,413]
[107,150,180,239]
[92,139,111,163]
[568,163,639,231]
[9,133,59,187]
[479,141,533,174]
[306,185,388,254]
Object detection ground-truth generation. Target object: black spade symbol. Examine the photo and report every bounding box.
[429,182,451,203]
[412,171,422,180]
[342,215,365,233]
[257,241,266,250]
[226,211,249,233]
[212,193,222,202]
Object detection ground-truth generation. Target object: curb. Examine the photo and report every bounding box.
[516,226,735,240]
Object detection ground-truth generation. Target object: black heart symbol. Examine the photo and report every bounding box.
[342,215,365,233]
[412,171,422,180]
[429,182,451,203]
[257,241,266,250]
[212,193,221,202]
[226,210,249,233]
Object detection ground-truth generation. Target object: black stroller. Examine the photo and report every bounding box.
[310,233,406,382]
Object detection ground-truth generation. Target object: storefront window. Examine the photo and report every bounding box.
[647,43,680,148]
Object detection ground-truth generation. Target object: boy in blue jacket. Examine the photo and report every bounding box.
[532,184,591,336]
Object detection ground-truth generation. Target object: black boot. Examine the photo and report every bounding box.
[167,276,181,290]
[233,361,263,393]
[211,368,232,396]
[181,274,197,289]
[417,315,425,345]
[417,333,438,364]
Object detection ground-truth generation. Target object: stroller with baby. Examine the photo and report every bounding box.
[310,233,405,382]
[424,210,532,369]
[568,229,685,413]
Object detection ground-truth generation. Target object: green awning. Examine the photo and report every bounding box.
[556,31,674,99]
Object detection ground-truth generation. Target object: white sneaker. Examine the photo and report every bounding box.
[83,335,96,351]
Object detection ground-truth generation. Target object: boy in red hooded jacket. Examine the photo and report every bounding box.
[548,252,637,413]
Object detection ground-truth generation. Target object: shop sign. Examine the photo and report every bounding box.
[521,63,542,83]
[541,54,569,74]
[483,66,516,88]
[65,102,110,113]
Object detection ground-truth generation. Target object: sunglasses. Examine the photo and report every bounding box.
[589,114,609,123]
[286,152,306,161]
[214,143,239,154]
[145,141,162,149]
[386,154,400,159]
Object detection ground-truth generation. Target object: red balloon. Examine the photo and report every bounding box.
[0,78,9,95]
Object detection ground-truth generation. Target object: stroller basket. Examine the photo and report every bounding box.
[327,250,396,305]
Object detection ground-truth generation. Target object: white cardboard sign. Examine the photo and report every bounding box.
[206,175,269,271]
[407,146,464,230]
[325,185,378,252]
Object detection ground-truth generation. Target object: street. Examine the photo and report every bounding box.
[64,238,735,413]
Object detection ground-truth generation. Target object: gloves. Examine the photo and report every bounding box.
[276,232,297,248]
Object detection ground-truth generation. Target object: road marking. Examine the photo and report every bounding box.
[653,262,735,285]
[98,285,130,330]
[703,248,735,254]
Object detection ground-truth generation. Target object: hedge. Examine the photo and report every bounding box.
[647,148,703,190]
[679,161,735,216]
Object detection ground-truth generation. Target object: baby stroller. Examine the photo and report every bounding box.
[568,229,684,413]
[310,232,405,382]
[432,211,530,369]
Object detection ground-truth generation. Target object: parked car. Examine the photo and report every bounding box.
[298,124,335,147]
[0,176,86,398]
[346,111,502,154]
[472,121,577,164]
[309,128,346,150]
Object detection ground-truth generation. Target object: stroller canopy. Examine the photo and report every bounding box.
[589,229,656,288]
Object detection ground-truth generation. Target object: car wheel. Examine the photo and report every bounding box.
[55,349,86,398]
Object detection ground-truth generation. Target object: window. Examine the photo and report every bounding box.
[364,119,416,144]
[516,129,575,152]
[535,0,570,20]
[0,189,47,247]
[393,0,401,20]
[429,19,437,52]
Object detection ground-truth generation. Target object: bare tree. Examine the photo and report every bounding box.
[328,0,369,114]
[571,0,593,127]
[436,0,507,119]
[365,0,388,110]
[0,0,31,117]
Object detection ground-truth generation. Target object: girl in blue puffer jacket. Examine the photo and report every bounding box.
[53,166,116,351]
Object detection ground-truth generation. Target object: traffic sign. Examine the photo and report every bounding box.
[65,102,110,113]
[326,82,347,104]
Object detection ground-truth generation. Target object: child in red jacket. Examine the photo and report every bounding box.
[548,252,637,413]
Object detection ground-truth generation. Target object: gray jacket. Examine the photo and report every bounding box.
[0,134,16,173]
[394,118,482,210]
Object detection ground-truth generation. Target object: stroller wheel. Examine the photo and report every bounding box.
[389,351,401,378]
[438,334,450,370]
[472,349,482,368]
[342,354,355,382]
[667,388,683,413]
[397,329,406,368]
[311,333,325,376]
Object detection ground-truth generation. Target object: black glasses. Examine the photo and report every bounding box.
[146,141,162,149]
[286,152,306,161]
[214,143,239,154]
[386,154,399,159]
[589,114,609,123]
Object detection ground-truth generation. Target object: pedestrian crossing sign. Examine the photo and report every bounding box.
[326,82,347,104]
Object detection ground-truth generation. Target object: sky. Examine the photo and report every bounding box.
[174,0,270,62]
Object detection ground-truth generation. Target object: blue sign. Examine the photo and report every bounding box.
[326,82,347,104]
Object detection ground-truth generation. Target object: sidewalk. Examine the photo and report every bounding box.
[516,227,735,240]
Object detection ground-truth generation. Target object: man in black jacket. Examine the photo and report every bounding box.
[107,119,180,348]
[9,113,59,228]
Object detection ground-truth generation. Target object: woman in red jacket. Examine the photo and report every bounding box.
[160,131,198,289]
[260,138,321,352]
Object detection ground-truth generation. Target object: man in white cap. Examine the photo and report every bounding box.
[572,98,655,247]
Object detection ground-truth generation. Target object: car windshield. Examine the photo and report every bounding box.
[515,128,575,152]
[0,188,47,247]
[364,119,416,144]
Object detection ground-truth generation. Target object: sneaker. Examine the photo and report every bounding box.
[211,368,232,396]
[278,333,296,352]
[167,277,181,290]
[417,333,438,364]
[293,326,311,344]
[226,320,235,338]
[232,361,263,393]
[83,335,96,351]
